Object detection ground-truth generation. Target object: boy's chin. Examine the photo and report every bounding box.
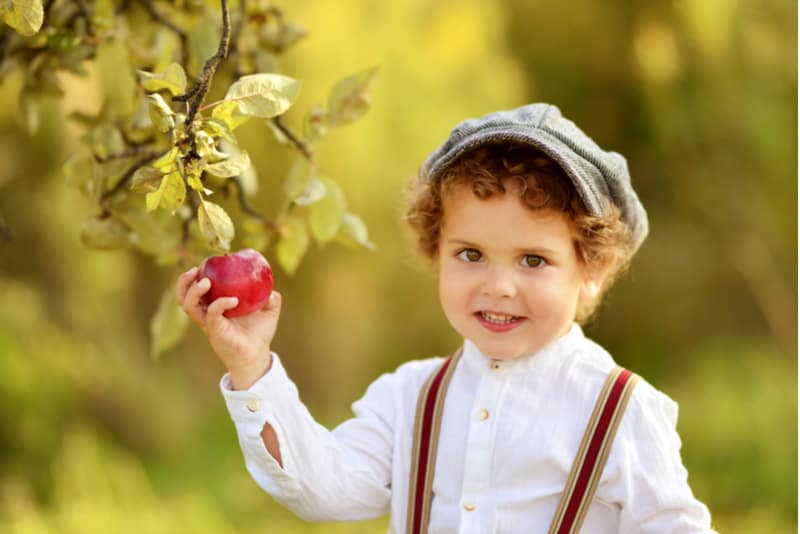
[471,340,529,361]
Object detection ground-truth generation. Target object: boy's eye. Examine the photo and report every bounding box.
[522,255,545,268]
[457,249,482,262]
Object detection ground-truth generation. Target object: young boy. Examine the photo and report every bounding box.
[177,103,714,532]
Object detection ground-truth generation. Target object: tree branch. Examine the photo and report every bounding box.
[94,145,157,163]
[99,151,162,205]
[272,116,314,161]
[227,176,280,234]
[173,0,232,161]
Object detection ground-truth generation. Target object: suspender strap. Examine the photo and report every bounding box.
[548,366,641,534]
[406,349,462,534]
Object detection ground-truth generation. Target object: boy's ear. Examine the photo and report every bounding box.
[579,277,601,303]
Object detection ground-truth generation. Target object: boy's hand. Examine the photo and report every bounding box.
[176,266,282,390]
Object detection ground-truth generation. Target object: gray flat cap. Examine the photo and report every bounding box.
[422,103,648,253]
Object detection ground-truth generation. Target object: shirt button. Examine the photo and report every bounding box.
[477,408,490,421]
[490,361,501,371]
[463,500,477,512]
[246,399,260,412]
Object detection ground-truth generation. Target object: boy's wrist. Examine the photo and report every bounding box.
[229,352,273,390]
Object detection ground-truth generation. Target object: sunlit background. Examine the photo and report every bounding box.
[0,0,796,532]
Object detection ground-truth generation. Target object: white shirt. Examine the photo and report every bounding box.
[220,324,713,533]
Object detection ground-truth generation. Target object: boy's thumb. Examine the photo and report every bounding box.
[266,290,282,311]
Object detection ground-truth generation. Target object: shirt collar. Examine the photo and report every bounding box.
[461,323,585,375]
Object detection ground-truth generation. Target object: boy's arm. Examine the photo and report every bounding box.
[221,352,395,522]
[600,382,715,533]
[225,355,283,466]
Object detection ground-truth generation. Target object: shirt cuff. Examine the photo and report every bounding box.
[219,353,300,497]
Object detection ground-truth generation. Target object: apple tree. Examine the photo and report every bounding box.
[0,0,377,357]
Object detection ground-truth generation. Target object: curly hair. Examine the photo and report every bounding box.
[405,143,634,323]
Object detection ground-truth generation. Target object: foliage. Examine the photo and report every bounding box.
[0,0,795,532]
[0,0,378,357]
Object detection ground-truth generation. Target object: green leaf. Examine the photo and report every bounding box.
[89,123,126,161]
[242,217,270,251]
[276,216,309,274]
[237,160,259,197]
[91,0,114,31]
[205,151,251,178]
[185,160,207,193]
[283,157,312,200]
[336,212,375,250]
[150,283,190,360]
[263,20,307,50]
[63,153,95,189]
[19,91,41,134]
[202,118,236,143]
[120,208,181,263]
[130,166,164,193]
[146,94,175,133]
[198,200,234,251]
[96,39,137,116]
[211,100,251,131]
[304,104,328,142]
[328,66,379,127]
[80,214,131,250]
[309,177,347,242]
[224,74,301,119]
[196,130,228,162]
[137,63,187,96]
[146,171,186,213]
[152,146,179,173]
[1,0,43,37]
[293,176,326,207]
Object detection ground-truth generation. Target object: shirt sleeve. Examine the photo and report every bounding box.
[219,353,395,522]
[599,380,715,533]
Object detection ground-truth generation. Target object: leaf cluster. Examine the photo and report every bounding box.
[1,0,379,357]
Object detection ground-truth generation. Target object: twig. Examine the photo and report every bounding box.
[99,151,163,205]
[94,145,157,163]
[227,176,280,234]
[272,116,313,161]
[181,189,201,249]
[41,0,57,28]
[177,0,232,160]
[137,0,188,69]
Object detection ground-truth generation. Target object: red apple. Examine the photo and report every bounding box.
[197,248,274,318]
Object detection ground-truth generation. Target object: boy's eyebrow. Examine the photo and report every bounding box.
[445,238,558,255]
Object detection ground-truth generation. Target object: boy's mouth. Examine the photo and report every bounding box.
[474,311,525,332]
[477,311,521,324]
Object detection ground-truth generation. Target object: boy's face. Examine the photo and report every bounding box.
[438,184,597,361]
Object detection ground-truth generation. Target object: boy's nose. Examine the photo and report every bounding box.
[481,266,517,299]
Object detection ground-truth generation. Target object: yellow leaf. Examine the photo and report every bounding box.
[1,0,43,37]
[276,216,309,274]
[224,74,301,118]
[146,171,186,213]
[150,283,189,359]
[198,200,234,251]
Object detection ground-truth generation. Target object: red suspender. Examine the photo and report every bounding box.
[406,350,461,534]
[548,366,641,534]
[407,356,639,534]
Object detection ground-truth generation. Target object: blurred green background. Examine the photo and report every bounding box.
[0,0,796,532]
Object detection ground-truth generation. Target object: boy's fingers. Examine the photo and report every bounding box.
[206,297,238,331]
[263,290,282,311]
[182,277,211,325]
[176,267,200,304]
